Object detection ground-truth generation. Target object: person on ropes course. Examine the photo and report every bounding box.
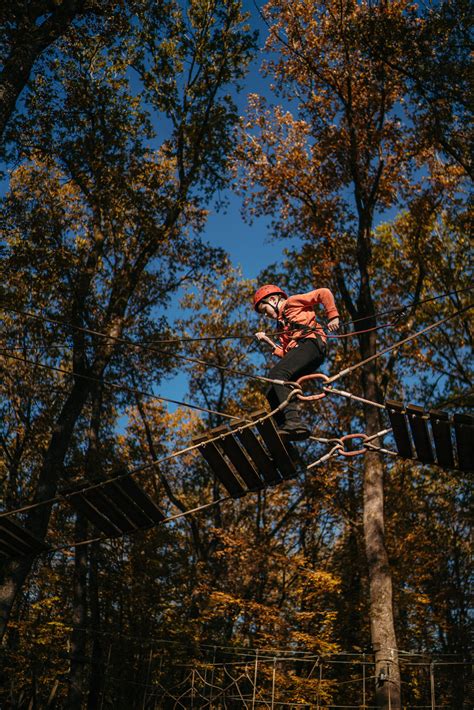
[254,284,340,441]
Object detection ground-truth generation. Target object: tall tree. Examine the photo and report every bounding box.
[0,0,256,638]
[0,0,108,143]
[357,0,473,178]
[237,1,468,706]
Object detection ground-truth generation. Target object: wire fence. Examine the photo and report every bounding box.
[1,635,472,709]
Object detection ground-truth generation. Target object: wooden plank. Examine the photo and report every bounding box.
[0,517,49,554]
[100,480,155,529]
[117,477,165,525]
[231,419,282,487]
[0,541,15,557]
[66,491,123,537]
[82,486,138,534]
[193,428,246,498]
[250,411,296,481]
[406,404,435,464]
[0,526,31,555]
[0,537,21,557]
[217,433,264,492]
[385,400,413,459]
[429,410,455,470]
[0,529,29,557]
[453,413,474,472]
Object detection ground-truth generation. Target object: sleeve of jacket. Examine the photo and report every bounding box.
[289,288,339,320]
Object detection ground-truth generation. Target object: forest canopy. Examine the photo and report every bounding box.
[0,1,472,708]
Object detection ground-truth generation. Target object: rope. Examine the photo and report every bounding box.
[321,385,387,410]
[0,305,276,386]
[0,392,298,521]
[1,285,472,352]
[0,351,243,421]
[296,304,473,406]
[327,304,473,384]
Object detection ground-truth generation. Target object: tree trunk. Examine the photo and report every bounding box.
[0,377,93,639]
[87,542,103,710]
[351,211,402,708]
[67,513,89,709]
[363,432,401,707]
[360,329,401,708]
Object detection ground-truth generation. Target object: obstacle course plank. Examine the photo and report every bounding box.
[66,490,123,537]
[385,400,413,459]
[65,476,165,535]
[453,413,474,472]
[406,404,435,464]
[429,410,455,469]
[217,433,264,492]
[193,428,246,498]
[250,411,296,480]
[100,479,158,528]
[117,477,165,525]
[82,487,137,534]
[231,419,282,487]
[0,517,50,558]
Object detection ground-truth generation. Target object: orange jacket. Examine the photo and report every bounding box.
[273,288,339,357]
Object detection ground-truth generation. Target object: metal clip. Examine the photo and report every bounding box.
[296,372,330,401]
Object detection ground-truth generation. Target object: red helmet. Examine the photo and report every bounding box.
[253,284,287,311]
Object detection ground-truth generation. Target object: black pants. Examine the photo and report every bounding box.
[266,338,326,426]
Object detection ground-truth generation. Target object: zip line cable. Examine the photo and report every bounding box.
[0,305,283,386]
[0,285,472,351]
[0,302,251,343]
[0,350,243,421]
[0,394,297,520]
[0,304,470,550]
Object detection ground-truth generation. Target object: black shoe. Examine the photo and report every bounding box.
[277,422,311,441]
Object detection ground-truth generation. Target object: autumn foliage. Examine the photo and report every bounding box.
[0,1,472,708]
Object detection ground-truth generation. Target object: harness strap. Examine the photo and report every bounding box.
[279,310,320,337]
[278,310,327,353]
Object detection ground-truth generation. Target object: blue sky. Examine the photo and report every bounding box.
[158,2,293,407]
[0,1,286,415]
[200,0,287,281]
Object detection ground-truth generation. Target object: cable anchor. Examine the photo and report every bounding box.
[337,433,368,457]
[295,372,330,401]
